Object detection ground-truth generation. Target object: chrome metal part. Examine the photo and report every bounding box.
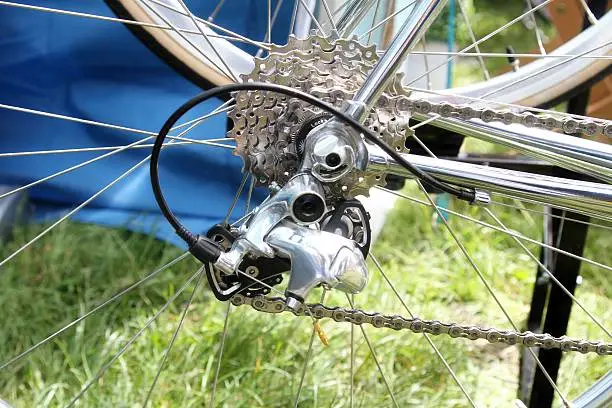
[214,173,326,273]
[368,145,612,218]
[230,295,612,355]
[336,0,377,36]
[301,120,367,183]
[213,170,369,303]
[228,34,409,197]
[293,0,318,38]
[266,221,369,305]
[412,113,612,183]
[345,0,446,121]
[471,190,491,206]
[228,31,611,200]
[572,371,612,408]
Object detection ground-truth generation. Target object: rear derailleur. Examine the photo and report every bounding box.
[205,174,371,309]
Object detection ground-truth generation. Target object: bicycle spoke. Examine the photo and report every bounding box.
[457,0,490,80]
[0,123,205,269]
[65,266,204,408]
[208,302,231,408]
[405,50,612,60]
[0,135,153,202]
[0,157,158,270]
[416,179,571,407]
[483,208,611,338]
[405,0,555,87]
[332,0,352,17]
[0,138,233,159]
[523,0,546,55]
[2,0,610,405]
[365,0,382,44]
[256,0,285,57]
[337,0,379,36]
[0,103,157,137]
[223,172,250,224]
[0,137,230,202]
[207,0,227,22]
[377,186,612,272]
[577,0,598,25]
[406,36,612,142]
[346,294,399,408]
[0,97,232,202]
[292,322,318,407]
[0,252,189,370]
[147,0,272,50]
[298,0,326,35]
[480,40,612,99]
[349,293,355,408]
[245,176,256,214]
[142,269,204,407]
[0,134,232,201]
[268,0,272,46]
[358,0,418,41]
[375,173,611,337]
[232,210,255,228]
[369,253,478,408]
[178,0,239,82]
[293,289,327,408]
[420,37,433,90]
[488,199,612,232]
[138,0,236,82]
[0,100,230,143]
[289,0,299,35]
[172,101,235,131]
[0,0,265,47]
[320,0,337,31]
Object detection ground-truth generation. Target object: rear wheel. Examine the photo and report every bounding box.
[0,1,610,407]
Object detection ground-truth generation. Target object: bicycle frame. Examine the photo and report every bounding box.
[331,0,612,217]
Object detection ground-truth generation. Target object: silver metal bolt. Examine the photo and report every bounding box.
[245,266,259,277]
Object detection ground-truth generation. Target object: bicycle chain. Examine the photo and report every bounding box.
[268,33,612,137]
[231,294,612,355]
[226,35,612,355]
[398,97,612,137]
[229,34,611,198]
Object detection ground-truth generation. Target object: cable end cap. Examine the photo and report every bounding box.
[189,235,221,264]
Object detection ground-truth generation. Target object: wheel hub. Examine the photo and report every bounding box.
[228,34,413,198]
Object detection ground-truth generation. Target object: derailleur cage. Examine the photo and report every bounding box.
[204,224,289,301]
[322,199,371,257]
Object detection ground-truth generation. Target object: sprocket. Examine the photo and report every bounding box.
[227,34,413,198]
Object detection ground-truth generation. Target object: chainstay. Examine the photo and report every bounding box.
[231,294,612,355]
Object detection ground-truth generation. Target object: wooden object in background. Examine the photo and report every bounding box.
[546,0,611,119]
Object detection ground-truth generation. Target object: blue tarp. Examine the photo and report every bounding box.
[0,1,293,246]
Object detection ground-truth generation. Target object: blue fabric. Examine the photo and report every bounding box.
[0,1,292,246]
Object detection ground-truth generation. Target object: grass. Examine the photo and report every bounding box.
[0,181,610,407]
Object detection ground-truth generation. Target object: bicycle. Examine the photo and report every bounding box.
[0,0,610,406]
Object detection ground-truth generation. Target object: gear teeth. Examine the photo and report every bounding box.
[227,34,407,199]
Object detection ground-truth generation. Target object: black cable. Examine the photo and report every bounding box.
[150,82,476,258]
